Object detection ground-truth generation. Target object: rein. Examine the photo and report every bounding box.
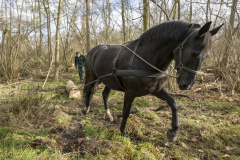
[76,32,199,90]
[122,45,177,79]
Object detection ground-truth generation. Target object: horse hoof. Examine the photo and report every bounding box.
[82,109,87,115]
[105,109,114,122]
[82,107,90,115]
[167,130,177,143]
[121,132,128,137]
[105,116,114,122]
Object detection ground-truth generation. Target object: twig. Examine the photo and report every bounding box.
[42,54,54,89]
[170,94,190,98]
[150,0,170,21]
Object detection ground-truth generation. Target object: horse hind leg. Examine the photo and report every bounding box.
[102,86,114,122]
[83,72,97,115]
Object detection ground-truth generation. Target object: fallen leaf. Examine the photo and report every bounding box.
[191,137,198,142]
[180,142,189,150]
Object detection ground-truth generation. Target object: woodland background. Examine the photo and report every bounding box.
[0,0,240,159]
[0,0,239,92]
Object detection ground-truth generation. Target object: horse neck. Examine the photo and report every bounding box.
[136,39,179,71]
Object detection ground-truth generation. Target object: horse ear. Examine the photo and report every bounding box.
[198,21,212,37]
[210,24,224,36]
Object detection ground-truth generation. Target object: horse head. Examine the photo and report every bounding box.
[174,22,223,90]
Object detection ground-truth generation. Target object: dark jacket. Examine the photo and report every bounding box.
[75,55,85,68]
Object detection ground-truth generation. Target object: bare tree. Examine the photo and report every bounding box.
[177,0,180,20]
[121,0,126,42]
[38,0,43,58]
[86,0,90,53]
[206,0,210,22]
[220,0,238,68]
[189,0,192,22]
[43,0,52,65]
[143,0,150,31]
[54,0,63,81]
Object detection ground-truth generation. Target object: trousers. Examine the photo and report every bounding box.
[78,66,84,80]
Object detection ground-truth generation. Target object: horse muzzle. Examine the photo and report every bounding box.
[179,83,192,90]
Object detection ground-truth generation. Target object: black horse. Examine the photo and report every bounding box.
[83,21,223,141]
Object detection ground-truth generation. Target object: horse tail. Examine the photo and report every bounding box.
[83,71,96,104]
[83,46,101,106]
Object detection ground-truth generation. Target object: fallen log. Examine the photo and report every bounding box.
[66,80,81,99]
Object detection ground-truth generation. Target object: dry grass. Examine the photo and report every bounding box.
[0,68,239,159]
[0,89,55,129]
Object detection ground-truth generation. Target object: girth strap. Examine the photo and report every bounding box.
[129,40,139,69]
[99,70,168,81]
[113,47,123,76]
[112,47,125,90]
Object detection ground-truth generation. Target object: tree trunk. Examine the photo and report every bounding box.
[38,0,43,58]
[86,0,91,53]
[206,0,210,23]
[220,0,238,69]
[43,0,52,66]
[177,0,180,20]
[121,0,126,43]
[143,0,149,31]
[189,0,192,22]
[54,0,63,81]
[172,0,177,20]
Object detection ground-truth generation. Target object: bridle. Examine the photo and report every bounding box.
[173,31,199,75]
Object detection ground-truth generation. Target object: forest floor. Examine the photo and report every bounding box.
[0,67,240,160]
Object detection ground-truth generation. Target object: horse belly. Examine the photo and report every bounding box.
[120,76,168,96]
[102,78,125,91]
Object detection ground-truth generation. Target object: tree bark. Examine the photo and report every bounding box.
[121,0,126,43]
[38,0,43,58]
[189,0,192,22]
[172,0,177,20]
[177,0,180,20]
[43,0,52,66]
[206,0,210,22]
[143,0,149,31]
[86,0,91,53]
[220,0,238,69]
[54,0,63,81]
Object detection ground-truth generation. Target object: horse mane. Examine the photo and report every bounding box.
[138,20,201,46]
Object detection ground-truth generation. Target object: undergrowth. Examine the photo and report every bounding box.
[0,69,239,159]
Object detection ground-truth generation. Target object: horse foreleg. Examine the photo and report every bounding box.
[120,92,135,136]
[153,88,179,142]
[102,86,114,122]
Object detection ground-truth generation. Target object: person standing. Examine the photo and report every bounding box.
[75,52,85,83]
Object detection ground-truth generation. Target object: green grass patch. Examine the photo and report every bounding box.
[133,98,150,108]
[84,124,106,139]
[0,127,64,160]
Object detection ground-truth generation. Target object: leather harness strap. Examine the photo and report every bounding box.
[173,31,199,75]
[112,47,125,90]
[129,40,139,69]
